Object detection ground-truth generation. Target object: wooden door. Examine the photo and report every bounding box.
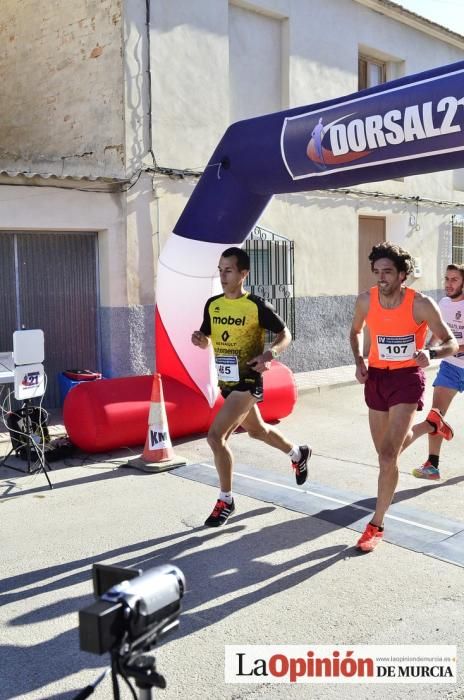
[358,217,386,356]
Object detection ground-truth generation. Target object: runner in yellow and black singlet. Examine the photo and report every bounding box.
[192,247,311,527]
[200,291,285,400]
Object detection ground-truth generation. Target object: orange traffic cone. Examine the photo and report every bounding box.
[136,373,186,472]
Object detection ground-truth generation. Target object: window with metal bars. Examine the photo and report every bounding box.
[244,225,295,340]
[452,216,464,264]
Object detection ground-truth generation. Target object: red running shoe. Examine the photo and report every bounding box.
[356,523,384,552]
[427,408,454,441]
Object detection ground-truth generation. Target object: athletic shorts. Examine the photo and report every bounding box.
[364,366,425,412]
[220,376,263,402]
[433,360,464,393]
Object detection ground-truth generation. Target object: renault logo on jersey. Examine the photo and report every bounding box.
[221,331,230,342]
[212,315,246,326]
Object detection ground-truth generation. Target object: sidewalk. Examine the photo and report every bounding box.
[295,363,358,393]
[295,358,440,394]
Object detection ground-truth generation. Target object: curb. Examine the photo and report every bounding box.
[295,359,441,396]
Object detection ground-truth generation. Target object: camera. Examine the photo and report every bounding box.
[77,563,185,699]
[79,563,185,655]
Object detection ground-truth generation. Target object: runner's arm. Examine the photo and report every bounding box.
[266,327,292,359]
[249,297,290,372]
[248,327,291,373]
[191,330,210,349]
[414,296,459,366]
[192,300,212,349]
[350,293,369,384]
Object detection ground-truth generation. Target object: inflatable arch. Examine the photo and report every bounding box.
[66,60,464,451]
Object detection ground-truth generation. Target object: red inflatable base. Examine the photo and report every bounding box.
[63,362,297,453]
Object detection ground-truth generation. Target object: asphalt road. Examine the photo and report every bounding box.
[1,376,463,700]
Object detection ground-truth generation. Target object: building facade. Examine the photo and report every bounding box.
[1,0,464,405]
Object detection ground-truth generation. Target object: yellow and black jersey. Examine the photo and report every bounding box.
[200,292,286,385]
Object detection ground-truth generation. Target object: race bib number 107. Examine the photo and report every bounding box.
[377,334,416,361]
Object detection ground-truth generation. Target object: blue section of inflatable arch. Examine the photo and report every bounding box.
[174,60,464,244]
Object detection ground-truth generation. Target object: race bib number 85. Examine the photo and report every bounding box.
[377,334,416,361]
[216,355,240,382]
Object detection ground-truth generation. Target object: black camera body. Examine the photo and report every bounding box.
[79,564,185,656]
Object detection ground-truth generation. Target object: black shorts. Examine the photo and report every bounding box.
[220,376,263,402]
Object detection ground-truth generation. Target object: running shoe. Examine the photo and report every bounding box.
[204,498,235,527]
[412,461,440,480]
[292,445,311,486]
[356,523,384,552]
[427,408,454,441]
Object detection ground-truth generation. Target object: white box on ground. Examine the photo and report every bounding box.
[13,329,45,366]
[14,363,46,400]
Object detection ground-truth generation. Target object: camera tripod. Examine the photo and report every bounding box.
[73,650,168,700]
[0,399,53,489]
[114,652,167,700]
[74,618,180,699]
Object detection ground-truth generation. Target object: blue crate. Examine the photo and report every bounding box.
[58,371,102,405]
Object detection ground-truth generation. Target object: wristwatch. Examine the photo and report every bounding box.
[429,349,437,360]
[270,348,279,359]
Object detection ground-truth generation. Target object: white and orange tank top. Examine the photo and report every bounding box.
[366,286,427,370]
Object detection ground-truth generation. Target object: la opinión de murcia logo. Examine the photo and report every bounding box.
[224,646,457,684]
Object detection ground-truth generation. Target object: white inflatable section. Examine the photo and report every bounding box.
[157,234,231,406]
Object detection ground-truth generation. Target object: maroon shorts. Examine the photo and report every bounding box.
[364,366,425,412]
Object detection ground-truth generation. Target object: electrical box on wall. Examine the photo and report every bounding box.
[413,257,422,279]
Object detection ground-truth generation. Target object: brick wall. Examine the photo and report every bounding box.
[0,0,125,178]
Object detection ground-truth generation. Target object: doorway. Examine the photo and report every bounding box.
[358,216,386,356]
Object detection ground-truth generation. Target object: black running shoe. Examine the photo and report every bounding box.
[204,499,235,527]
[292,445,311,486]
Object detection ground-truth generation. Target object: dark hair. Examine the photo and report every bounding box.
[446,263,464,282]
[221,247,250,271]
[368,241,414,277]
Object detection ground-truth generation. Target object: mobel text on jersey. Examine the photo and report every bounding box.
[212,315,247,326]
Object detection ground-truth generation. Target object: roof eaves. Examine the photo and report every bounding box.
[354,0,464,48]
[0,170,130,192]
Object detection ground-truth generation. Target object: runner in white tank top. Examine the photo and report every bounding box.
[413,264,464,480]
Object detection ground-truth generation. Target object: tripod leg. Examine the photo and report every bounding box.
[38,461,53,489]
[24,401,33,474]
[30,448,53,489]
[23,400,53,489]
[0,445,19,469]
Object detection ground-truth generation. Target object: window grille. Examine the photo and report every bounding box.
[244,225,295,339]
[452,216,464,264]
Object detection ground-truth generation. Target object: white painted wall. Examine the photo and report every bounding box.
[229,4,284,121]
[149,0,230,169]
